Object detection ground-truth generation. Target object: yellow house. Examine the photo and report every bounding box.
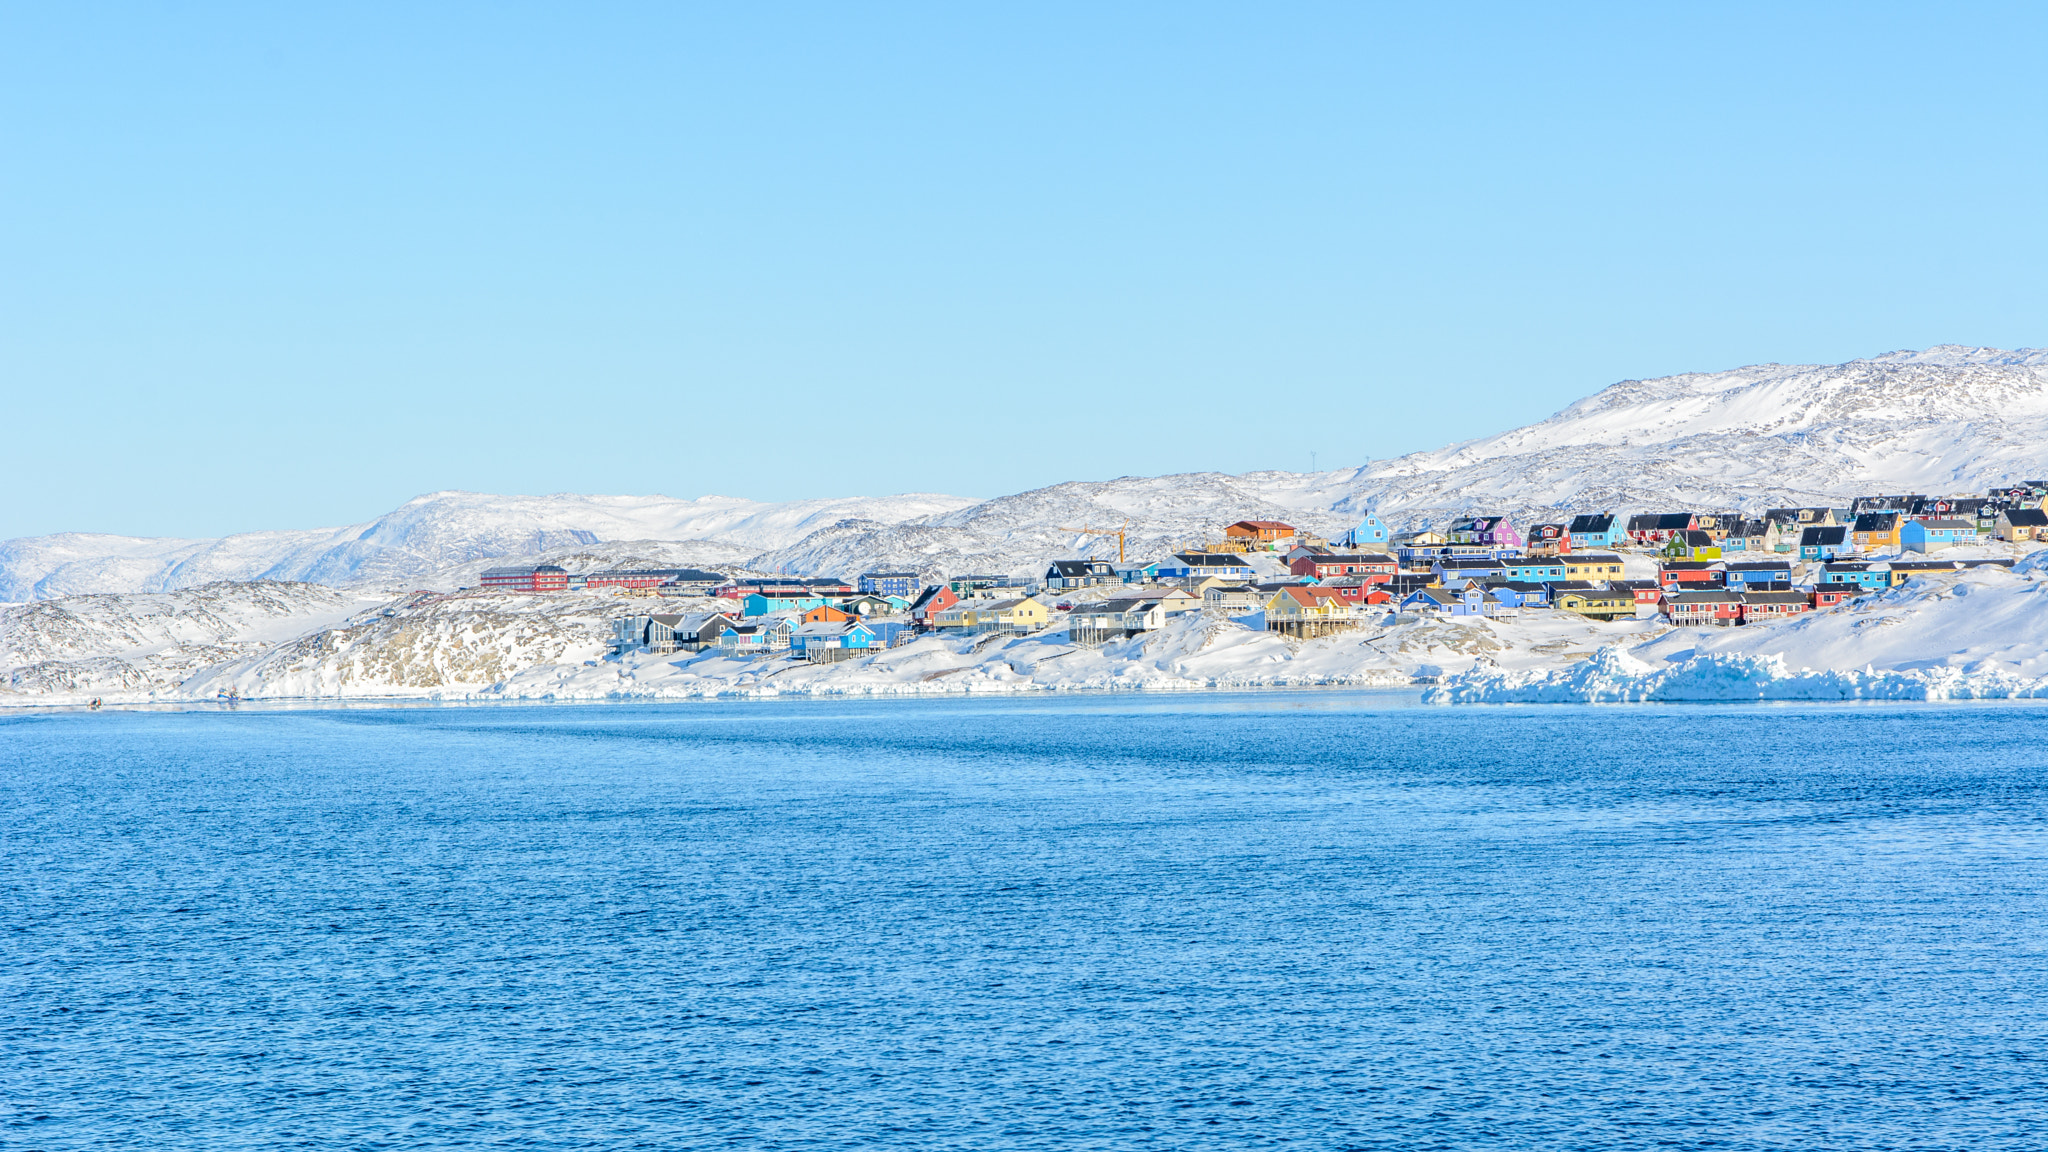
[1562,553,1626,581]
[983,597,1050,633]
[1263,586,1362,637]
[1555,589,1634,621]
[1851,511,1901,551]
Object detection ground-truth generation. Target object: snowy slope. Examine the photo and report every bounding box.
[0,581,393,699]
[0,490,974,599]
[1432,551,2048,703]
[8,345,2048,596]
[751,346,2048,578]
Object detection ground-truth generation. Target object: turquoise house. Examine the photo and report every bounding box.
[1345,511,1390,548]
[1901,518,1975,553]
[743,592,832,617]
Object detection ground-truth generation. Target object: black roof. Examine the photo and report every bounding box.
[1628,513,1694,531]
[2004,509,2048,527]
[1800,526,1848,544]
[1567,512,1617,532]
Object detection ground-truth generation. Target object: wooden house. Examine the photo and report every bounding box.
[1289,553,1398,581]
[1798,526,1854,561]
[1561,553,1626,581]
[1447,515,1522,550]
[1819,562,1888,589]
[1202,583,1263,613]
[1657,561,1724,590]
[1811,585,1869,608]
[909,585,960,628]
[1739,591,1811,624]
[1158,553,1258,582]
[1501,557,1568,582]
[1343,511,1390,549]
[1264,586,1365,637]
[1225,521,1296,549]
[1626,513,1697,546]
[1044,560,1119,589]
[1851,511,1902,551]
[1886,560,1957,586]
[1665,590,1743,627]
[1566,511,1625,550]
[1554,585,1635,621]
[1525,523,1569,555]
[1996,508,2047,542]
[1901,518,1975,553]
[1660,530,1722,561]
[1723,562,1793,592]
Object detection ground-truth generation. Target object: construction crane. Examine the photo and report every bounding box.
[1057,521,1131,564]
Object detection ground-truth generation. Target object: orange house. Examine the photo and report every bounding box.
[1225,520,1295,547]
[802,605,853,624]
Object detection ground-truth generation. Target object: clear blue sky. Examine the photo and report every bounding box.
[4,3,2044,540]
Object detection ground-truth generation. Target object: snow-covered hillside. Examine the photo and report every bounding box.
[1431,552,2048,703]
[752,346,2048,579]
[7,345,2047,597]
[0,490,974,599]
[0,582,392,699]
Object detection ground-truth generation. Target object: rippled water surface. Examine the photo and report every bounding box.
[6,694,2048,1149]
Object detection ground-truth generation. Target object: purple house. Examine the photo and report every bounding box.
[1447,515,1523,551]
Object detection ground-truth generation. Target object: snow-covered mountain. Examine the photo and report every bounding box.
[7,345,2046,597]
[0,490,975,600]
[754,345,2048,578]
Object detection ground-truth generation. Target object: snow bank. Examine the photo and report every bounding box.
[1430,557,2048,704]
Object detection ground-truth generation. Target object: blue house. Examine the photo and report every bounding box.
[1820,562,1889,589]
[1433,557,1508,584]
[743,592,833,617]
[1799,526,1854,562]
[1490,581,1552,608]
[1723,562,1793,592]
[1502,557,1567,582]
[1567,511,1626,551]
[1344,510,1390,549]
[857,571,921,598]
[1901,518,1976,553]
[1155,553,1256,581]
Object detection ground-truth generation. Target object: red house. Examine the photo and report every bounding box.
[480,564,569,592]
[1288,553,1397,582]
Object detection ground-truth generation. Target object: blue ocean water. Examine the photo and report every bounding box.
[4,694,2047,1150]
